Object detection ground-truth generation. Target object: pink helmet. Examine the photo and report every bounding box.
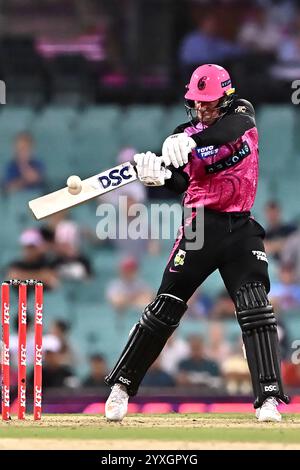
[185,64,235,102]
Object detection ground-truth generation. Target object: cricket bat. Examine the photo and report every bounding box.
[28,161,138,220]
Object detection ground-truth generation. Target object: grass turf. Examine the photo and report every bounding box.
[0,414,299,444]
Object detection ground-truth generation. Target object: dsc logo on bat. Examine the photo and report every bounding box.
[98,166,133,189]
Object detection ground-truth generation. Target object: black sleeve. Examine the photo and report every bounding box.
[191,99,256,147]
[164,166,189,194]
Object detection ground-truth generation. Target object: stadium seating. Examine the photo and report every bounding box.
[272,177,300,222]
[75,105,122,175]
[163,105,188,135]
[31,107,78,186]
[120,105,166,152]
[257,105,295,175]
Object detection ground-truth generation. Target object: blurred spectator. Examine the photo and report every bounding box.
[142,358,175,388]
[278,33,300,63]
[160,334,190,375]
[179,15,242,76]
[51,211,81,247]
[106,256,153,311]
[205,322,232,364]
[281,229,300,283]
[282,361,300,387]
[33,335,77,389]
[3,132,45,193]
[49,319,75,368]
[6,228,59,289]
[51,217,93,280]
[221,338,251,395]
[42,210,99,249]
[176,335,221,388]
[209,290,235,320]
[273,11,300,80]
[83,354,108,387]
[238,6,282,53]
[186,289,213,318]
[268,0,296,28]
[264,201,297,260]
[269,264,300,311]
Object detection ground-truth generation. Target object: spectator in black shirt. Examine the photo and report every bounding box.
[83,354,108,387]
[51,244,92,281]
[6,228,59,289]
[29,335,77,389]
[176,335,221,388]
[141,358,175,388]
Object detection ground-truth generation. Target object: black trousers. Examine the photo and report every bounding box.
[157,209,270,304]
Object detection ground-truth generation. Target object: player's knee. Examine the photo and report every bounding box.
[235,281,277,332]
[140,293,187,337]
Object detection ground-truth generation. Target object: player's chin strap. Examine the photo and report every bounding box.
[235,282,290,408]
[105,294,187,396]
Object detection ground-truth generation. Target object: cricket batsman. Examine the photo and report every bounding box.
[105,64,289,422]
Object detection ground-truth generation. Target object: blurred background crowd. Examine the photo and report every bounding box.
[0,0,300,410]
[0,0,300,105]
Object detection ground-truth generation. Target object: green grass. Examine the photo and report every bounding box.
[0,414,299,444]
[0,426,300,443]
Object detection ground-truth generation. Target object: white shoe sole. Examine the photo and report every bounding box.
[106,416,125,422]
[105,404,128,422]
[105,408,127,422]
[257,412,282,422]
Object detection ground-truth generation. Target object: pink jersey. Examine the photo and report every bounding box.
[183,123,259,212]
[170,98,259,213]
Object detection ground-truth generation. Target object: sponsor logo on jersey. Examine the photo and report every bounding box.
[195,145,218,159]
[252,250,268,263]
[205,141,251,174]
[174,249,186,267]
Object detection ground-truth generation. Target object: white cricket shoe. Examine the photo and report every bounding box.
[255,397,281,422]
[105,383,129,421]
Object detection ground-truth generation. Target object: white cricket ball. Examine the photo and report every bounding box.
[67,175,82,195]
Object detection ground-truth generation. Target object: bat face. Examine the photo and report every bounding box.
[28,161,137,220]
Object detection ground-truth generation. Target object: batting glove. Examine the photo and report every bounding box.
[134,152,172,186]
[162,133,196,168]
